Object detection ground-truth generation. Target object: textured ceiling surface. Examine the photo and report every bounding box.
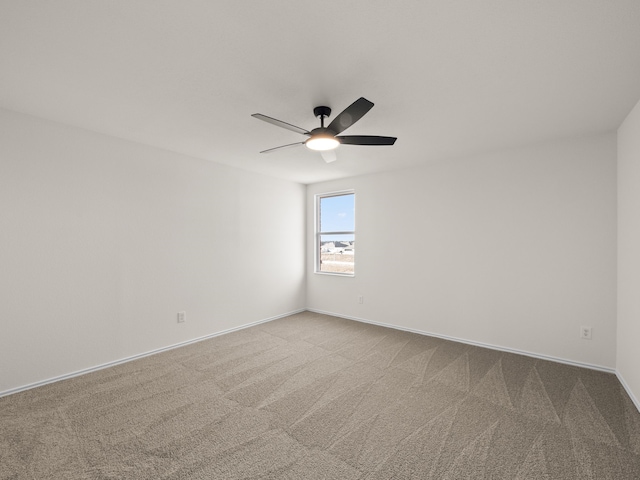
[2,1,640,184]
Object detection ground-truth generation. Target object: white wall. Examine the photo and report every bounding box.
[617,98,640,406]
[307,134,617,368]
[0,108,306,394]
[0,104,623,395]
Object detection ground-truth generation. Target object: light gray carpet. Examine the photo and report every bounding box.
[2,311,640,479]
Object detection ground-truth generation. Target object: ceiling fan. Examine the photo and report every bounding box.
[252,97,397,163]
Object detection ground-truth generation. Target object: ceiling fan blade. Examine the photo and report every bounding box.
[337,135,397,146]
[259,142,305,154]
[320,150,337,163]
[252,114,310,136]
[327,97,374,134]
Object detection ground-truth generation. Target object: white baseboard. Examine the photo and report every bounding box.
[307,308,616,374]
[616,371,640,414]
[309,309,640,413]
[5,308,639,416]
[0,309,305,399]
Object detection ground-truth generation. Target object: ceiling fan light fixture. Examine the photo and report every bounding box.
[253,97,396,158]
[306,134,339,151]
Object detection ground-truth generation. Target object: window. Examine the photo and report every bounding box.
[316,191,355,275]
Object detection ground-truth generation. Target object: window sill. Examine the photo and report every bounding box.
[314,271,355,277]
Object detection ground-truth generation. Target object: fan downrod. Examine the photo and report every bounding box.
[313,106,331,128]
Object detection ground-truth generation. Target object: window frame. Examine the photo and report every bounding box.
[315,190,356,276]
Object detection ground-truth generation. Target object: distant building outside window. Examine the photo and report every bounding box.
[316,191,355,275]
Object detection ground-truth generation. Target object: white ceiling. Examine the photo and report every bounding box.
[2,1,640,184]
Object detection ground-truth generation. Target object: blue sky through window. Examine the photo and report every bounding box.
[320,194,354,241]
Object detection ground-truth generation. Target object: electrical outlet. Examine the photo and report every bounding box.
[358,295,364,304]
[580,326,592,340]
[178,311,186,323]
